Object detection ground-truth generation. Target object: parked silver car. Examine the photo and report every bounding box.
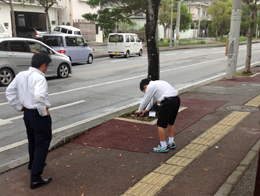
[42,34,93,64]
[16,27,47,40]
[0,37,72,86]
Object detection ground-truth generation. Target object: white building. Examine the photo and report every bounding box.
[0,0,103,42]
[0,0,60,37]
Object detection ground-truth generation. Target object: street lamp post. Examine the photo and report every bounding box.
[170,0,174,47]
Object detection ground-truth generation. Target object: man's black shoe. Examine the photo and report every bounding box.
[28,163,47,170]
[30,177,52,189]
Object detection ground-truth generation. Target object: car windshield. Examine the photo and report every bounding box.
[35,28,46,32]
[43,36,63,47]
[74,31,81,35]
[109,35,123,42]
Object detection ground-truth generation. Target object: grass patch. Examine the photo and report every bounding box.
[218,36,247,43]
[236,70,255,76]
[157,39,206,47]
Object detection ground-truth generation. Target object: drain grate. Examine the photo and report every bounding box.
[226,105,259,112]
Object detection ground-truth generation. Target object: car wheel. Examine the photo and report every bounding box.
[57,63,69,78]
[138,49,143,56]
[109,55,114,58]
[125,51,130,58]
[87,54,93,64]
[0,68,14,86]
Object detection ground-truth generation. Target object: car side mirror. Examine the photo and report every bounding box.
[84,43,88,46]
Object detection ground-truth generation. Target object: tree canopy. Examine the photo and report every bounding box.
[82,0,146,31]
[207,0,232,40]
[158,0,192,38]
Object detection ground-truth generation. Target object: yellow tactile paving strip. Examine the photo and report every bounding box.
[121,94,259,196]
[245,94,260,107]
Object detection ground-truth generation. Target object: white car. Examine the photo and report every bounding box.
[0,24,9,38]
[107,33,143,58]
[0,37,73,86]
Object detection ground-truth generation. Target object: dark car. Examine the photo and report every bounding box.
[16,27,47,40]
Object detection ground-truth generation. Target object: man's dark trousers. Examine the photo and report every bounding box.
[23,108,52,182]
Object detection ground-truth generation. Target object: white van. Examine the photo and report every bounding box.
[107,33,143,58]
[52,25,81,35]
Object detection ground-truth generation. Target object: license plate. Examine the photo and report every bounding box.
[114,52,118,55]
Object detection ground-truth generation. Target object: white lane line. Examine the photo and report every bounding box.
[0,101,140,153]
[0,102,8,106]
[165,53,176,56]
[0,92,5,95]
[111,59,127,63]
[184,51,193,53]
[0,100,86,124]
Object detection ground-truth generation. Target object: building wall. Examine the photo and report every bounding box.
[0,1,59,37]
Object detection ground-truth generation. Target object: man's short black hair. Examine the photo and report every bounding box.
[31,53,52,68]
[140,78,150,91]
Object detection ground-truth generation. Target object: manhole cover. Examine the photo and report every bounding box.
[226,106,259,112]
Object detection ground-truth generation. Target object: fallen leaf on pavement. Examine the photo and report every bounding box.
[132,175,134,178]
[98,147,102,149]
[153,181,158,184]
[161,162,164,165]
[82,152,85,154]
[81,194,84,196]
[135,148,139,151]
[80,186,84,189]
[117,154,122,159]
[70,153,73,155]
[5,178,9,181]
[204,168,209,171]
[219,153,224,157]
[132,179,136,182]
[66,165,71,168]
[83,143,87,146]
[148,137,153,139]
[95,161,99,163]
[12,187,15,190]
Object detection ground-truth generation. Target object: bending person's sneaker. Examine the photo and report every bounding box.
[30,177,52,189]
[167,140,176,149]
[153,144,169,153]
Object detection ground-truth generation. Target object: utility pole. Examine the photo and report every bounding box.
[256,10,259,40]
[226,0,242,79]
[170,0,174,47]
[175,0,181,46]
[198,2,201,37]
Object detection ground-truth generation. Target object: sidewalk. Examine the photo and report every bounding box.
[1,63,260,195]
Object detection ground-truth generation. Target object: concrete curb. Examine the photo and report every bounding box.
[214,139,260,196]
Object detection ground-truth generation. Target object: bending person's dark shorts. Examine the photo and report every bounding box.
[157,96,181,128]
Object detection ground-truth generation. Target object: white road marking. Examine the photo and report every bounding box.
[184,51,193,53]
[165,53,176,55]
[0,92,5,95]
[0,102,8,106]
[0,100,86,125]
[111,59,127,63]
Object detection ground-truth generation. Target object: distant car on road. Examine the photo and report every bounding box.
[42,34,93,64]
[16,27,47,40]
[0,24,9,38]
[0,37,72,86]
[107,33,143,58]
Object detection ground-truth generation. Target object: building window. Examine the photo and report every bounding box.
[18,14,25,26]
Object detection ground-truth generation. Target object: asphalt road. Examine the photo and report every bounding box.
[1,44,260,171]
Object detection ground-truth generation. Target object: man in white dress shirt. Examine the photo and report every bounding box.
[135,78,180,153]
[6,53,52,189]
